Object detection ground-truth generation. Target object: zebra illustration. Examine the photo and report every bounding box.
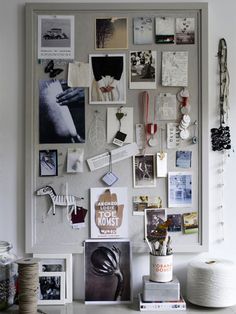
[36,185,82,216]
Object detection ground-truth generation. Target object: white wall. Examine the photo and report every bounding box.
[1,0,236,299]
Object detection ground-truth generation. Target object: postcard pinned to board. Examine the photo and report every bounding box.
[68,62,90,87]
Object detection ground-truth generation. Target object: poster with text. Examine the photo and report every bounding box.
[90,188,128,238]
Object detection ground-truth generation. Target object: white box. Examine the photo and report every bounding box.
[143,275,180,302]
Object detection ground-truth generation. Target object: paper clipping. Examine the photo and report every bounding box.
[162,51,188,87]
[38,15,74,60]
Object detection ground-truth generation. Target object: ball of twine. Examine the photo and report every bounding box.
[17,259,39,314]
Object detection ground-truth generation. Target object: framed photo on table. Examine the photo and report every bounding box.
[33,253,73,303]
[38,272,65,305]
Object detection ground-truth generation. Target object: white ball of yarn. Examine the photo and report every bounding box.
[187,259,236,307]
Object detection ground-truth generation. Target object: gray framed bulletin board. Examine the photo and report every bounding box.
[25,3,208,253]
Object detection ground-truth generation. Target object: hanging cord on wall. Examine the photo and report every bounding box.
[211,38,231,151]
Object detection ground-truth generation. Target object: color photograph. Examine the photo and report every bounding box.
[89,54,126,104]
[95,17,128,50]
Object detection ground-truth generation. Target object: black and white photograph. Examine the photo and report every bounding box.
[89,54,126,104]
[129,50,156,89]
[34,254,73,303]
[144,208,166,239]
[133,17,153,45]
[168,172,192,207]
[176,151,192,168]
[38,15,74,59]
[133,155,156,188]
[95,17,128,50]
[38,272,65,305]
[84,239,132,304]
[39,80,85,144]
[39,150,58,177]
[167,214,182,232]
[155,17,175,44]
[176,17,195,45]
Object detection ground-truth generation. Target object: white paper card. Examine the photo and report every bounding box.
[136,124,146,150]
[156,93,177,120]
[156,152,168,177]
[68,62,90,87]
[162,51,188,86]
[87,143,139,171]
[67,148,84,173]
[167,123,180,149]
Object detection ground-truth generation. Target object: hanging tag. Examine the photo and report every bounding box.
[113,131,127,147]
[136,124,146,150]
[156,152,168,177]
[102,172,118,186]
[101,151,118,186]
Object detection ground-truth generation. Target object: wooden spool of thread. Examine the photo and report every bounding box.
[17,258,39,314]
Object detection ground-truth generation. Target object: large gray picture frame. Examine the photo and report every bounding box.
[25,3,209,253]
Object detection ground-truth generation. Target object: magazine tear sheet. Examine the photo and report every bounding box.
[87,143,139,171]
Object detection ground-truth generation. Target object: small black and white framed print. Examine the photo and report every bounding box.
[38,272,65,305]
[39,150,58,177]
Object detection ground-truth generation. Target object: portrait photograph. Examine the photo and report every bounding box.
[168,172,193,207]
[95,17,128,50]
[133,155,156,188]
[39,80,85,144]
[85,239,132,304]
[39,150,58,177]
[133,17,153,45]
[144,208,166,239]
[129,50,156,89]
[89,54,126,104]
[38,272,65,305]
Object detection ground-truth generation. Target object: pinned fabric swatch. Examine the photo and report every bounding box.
[68,62,90,87]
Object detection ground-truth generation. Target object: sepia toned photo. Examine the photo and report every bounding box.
[144,208,166,239]
[95,17,128,50]
[176,17,195,45]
